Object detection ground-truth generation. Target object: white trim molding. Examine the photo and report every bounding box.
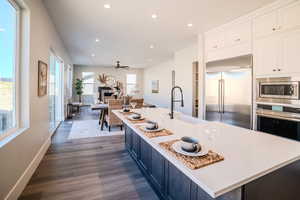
[4,137,51,200]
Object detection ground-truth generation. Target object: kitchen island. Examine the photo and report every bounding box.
[113,108,300,200]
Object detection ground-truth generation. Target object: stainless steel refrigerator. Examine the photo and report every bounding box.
[205,55,253,129]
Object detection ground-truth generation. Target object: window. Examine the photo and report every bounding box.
[82,72,95,95]
[126,74,137,95]
[0,0,19,138]
[66,65,73,99]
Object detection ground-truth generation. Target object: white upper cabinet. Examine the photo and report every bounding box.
[280,30,300,74]
[254,35,281,76]
[205,0,300,74]
[205,32,225,52]
[253,10,278,38]
[225,21,252,47]
[205,20,252,62]
[279,1,300,31]
[255,29,300,76]
[254,1,300,39]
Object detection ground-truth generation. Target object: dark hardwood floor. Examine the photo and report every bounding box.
[19,107,159,200]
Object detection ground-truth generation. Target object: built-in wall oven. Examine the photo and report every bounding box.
[256,77,300,141]
[256,104,300,141]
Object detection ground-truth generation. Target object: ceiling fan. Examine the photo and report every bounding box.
[114,61,129,69]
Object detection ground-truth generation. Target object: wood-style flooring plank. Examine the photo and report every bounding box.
[19,107,159,200]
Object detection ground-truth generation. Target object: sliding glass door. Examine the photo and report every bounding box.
[49,52,64,132]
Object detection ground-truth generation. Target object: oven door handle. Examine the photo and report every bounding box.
[257,113,300,122]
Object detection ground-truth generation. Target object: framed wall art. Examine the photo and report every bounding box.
[151,80,159,93]
[38,60,48,97]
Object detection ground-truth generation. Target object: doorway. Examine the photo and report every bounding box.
[49,51,64,133]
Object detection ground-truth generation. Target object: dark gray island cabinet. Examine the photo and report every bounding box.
[124,124,241,200]
[124,124,300,200]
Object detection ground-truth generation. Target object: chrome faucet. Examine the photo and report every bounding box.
[170,86,184,119]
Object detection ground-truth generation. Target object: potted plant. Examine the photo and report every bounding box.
[74,78,83,102]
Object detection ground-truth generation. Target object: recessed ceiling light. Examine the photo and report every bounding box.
[151,14,157,19]
[91,54,95,57]
[95,38,100,42]
[104,4,111,9]
[187,23,193,27]
[150,45,154,49]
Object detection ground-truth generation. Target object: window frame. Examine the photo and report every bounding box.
[82,72,95,96]
[126,74,137,95]
[0,0,21,141]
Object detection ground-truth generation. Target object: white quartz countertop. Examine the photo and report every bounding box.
[113,108,300,198]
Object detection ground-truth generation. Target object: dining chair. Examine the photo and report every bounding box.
[106,99,123,131]
[130,98,144,108]
[103,95,115,104]
[122,95,132,105]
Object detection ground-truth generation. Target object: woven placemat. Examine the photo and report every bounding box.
[118,111,134,115]
[159,139,224,170]
[126,117,147,124]
[136,125,173,138]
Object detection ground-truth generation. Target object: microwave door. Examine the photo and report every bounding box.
[222,69,252,129]
[205,72,222,122]
[260,82,299,99]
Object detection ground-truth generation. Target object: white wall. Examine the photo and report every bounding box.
[143,44,199,115]
[73,65,144,104]
[0,0,72,199]
[174,44,198,115]
[197,34,205,119]
[144,59,174,108]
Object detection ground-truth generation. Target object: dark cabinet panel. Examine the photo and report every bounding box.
[124,125,132,150]
[190,182,200,200]
[165,162,191,200]
[124,124,241,200]
[131,130,140,160]
[151,149,165,193]
[139,139,152,173]
[244,160,300,200]
[193,182,213,200]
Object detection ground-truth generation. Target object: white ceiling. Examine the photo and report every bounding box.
[43,0,277,68]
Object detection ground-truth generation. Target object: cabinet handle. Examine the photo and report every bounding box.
[277,68,281,72]
[272,28,276,31]
[235,38,241,42]
[273,69,277,72]
[213,45,218,49]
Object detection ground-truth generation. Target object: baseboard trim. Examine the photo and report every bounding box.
[4,136,51,200]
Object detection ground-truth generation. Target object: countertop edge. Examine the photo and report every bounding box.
[114,110,218,198]
[113,110,300,198]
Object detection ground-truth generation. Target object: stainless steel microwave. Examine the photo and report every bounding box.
[257,77,300,104]
[259,81,299,99]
